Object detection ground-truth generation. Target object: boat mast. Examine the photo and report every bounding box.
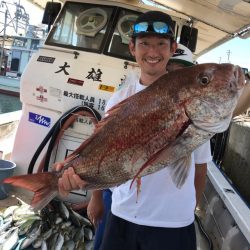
[0,0,29,69]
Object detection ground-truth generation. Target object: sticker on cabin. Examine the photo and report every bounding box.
[29,112,51,127]
[98,84,115,92]
[36,95,48,103]
[37,56,55,64]
[55,62,70,75]
[49,87,62,98]
[36,86,47,94]
[63,91,95,108]
[86,68,102,82]
[98,98,106,111]
[67,78,84,86]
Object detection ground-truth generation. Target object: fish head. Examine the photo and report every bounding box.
[182,63,245,133]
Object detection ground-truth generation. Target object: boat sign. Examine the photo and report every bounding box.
[28,112,51,128]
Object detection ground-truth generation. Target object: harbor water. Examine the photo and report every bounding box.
[0,93,22,114]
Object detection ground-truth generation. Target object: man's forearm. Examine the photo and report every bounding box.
[92,189,103,198]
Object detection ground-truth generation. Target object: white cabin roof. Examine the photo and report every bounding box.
[26,0,250,58]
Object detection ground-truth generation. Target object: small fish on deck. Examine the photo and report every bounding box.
[0,201,94,249]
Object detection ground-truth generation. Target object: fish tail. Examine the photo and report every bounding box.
[3,172,59,211]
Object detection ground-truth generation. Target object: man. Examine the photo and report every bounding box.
[87,43,204,250]
[57,11,212,250]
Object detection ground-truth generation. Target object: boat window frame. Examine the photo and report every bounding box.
[44,2,141,62]
[103,7,140,62]
[45,1,117,54]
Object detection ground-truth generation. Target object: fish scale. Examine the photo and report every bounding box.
[3,63,245,210]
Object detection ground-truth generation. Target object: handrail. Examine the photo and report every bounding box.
[0,110,22,126]
[207,162,250,244]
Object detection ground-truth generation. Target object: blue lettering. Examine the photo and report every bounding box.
[29,112,51,127]
[35,115,51,126]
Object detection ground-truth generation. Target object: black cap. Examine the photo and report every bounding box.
[132,11,175,38]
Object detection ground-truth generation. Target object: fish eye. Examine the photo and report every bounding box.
[199,75,210,85]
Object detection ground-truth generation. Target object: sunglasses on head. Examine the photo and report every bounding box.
[133,21,174,36]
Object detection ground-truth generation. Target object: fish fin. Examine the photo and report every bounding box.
[169,155,192,188]
[130,146,169,189]
[154,144,192,188]
[3,172,58,211]
[131,148,145,166]
[130,152,192,189]
[129,137,193,189]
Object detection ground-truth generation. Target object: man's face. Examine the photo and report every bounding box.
[129,35,176,79]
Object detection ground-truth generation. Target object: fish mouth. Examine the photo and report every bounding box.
[191,116,232,133]
[185,98,233,134]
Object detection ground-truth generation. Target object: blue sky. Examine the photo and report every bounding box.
[21,0,43,25]
[198,37,250,70]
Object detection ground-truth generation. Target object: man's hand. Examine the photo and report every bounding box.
[87,190,104,227]
[54,162,88,198]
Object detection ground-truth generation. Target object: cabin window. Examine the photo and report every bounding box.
[104,9,139,61]
[46,2,114,53]
[13,38,27,48]
[45,3,141,62]
[10,50,21,72]
[30,39,40,50]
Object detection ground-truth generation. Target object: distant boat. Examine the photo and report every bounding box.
[0,32,45,96]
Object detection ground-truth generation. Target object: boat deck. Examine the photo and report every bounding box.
[0,187,215,250]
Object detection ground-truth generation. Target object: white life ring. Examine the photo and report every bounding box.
[76,8,108,37]
[117,14,138,44]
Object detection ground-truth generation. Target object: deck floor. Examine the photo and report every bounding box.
[0,187,32,208]
[0,188,219,250]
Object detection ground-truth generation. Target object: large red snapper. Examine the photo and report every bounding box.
[4,63,245,210]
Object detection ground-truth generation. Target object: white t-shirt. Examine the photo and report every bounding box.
[105,78,212,228]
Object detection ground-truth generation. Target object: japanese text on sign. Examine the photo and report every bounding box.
[86,68,103,82]
[63,91,106,111]
[55,62,70,75]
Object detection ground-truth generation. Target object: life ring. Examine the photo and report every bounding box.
[76,8,108,37]
[117,14,138,44]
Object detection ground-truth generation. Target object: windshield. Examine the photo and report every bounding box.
[104,8,138,60]
[46,2,140,61]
